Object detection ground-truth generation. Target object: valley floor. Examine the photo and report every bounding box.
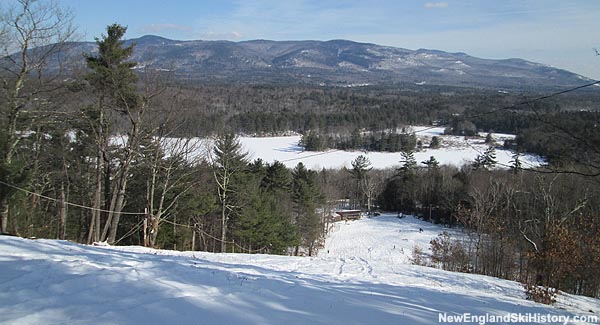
[237,127,543,170]
[1,214,598,324]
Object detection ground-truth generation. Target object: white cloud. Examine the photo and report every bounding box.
[348,10,600,79]
[196,30,244,40]
[139,24,193,34]
[424,2,448,9]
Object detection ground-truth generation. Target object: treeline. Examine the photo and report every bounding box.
[374,152,600,298]
[444,105,600,168]
[54,68,600,140]
[299,129,418,152]
[424,169,600,299]
[171,85,600,146]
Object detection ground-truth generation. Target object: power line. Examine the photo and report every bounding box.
[412,80,600,135]
[114,219,145,245]
[4,81,598,216]
[462,137,600,177]
[279,149,342,163]
[0,180,147,215]
[281,80,600,164]
[160,218,269,253]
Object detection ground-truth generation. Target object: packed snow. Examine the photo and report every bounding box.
[1,215,597,324]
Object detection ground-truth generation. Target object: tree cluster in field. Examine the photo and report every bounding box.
[447,103,600,169]
[299,129,417,152]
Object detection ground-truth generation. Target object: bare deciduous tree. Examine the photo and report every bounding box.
[0,0,76,233]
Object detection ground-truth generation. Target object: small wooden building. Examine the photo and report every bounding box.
[336,210,362,221]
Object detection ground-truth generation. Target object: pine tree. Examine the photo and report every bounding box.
[511,152,522,174]
[399,151,417,175]
[85,23,143,244]
[430,136,441,149]
[350,155,372,179]
[212,133,248,252]
[349,155,373,210]
[249,159,267,182]
[422,156,440,169]
[234,189,297,254]
[473,146,497,170]
[262,161,291,193]
[350,128,362,149]
[86,24,139,109]
[299,131,324,151]
[483,146,497,169]
[292,163,324,256]
[387,150,419,213]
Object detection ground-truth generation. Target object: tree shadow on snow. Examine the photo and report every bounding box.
[0,236,585,325]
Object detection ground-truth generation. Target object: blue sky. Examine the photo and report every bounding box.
[59,0,600,79]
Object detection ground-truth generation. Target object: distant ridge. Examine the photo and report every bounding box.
[42,36,593,90]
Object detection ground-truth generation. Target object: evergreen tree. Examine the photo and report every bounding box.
[400,133,418,152]
[299,131,324,151]
[86,24,139,110]
[422,156,440,169]
[472,146,497,170]
[511,152,522,174]
[212,133,248,252]
[388,134,399,152]
[84,23,143,244]
[234,189,297,254]
[292,163,324,256]
[349,155,373,210]
[249,159,267,182]
[350,155,372,179]
[387,150,419,213]
[350,128,363,149]
[262,161,291,193]
[399,151,417,175]
[430,136,441,149]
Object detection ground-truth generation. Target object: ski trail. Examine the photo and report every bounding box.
[358,257,376,278]
[335,257,346,275]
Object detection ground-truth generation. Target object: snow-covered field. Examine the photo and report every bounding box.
[115,126,542,170]
[238,127,543,169]
[1,215,597,324]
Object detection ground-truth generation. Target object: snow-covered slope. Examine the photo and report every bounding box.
[1,215,597,324]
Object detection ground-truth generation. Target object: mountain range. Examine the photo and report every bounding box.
[55,35,592,90]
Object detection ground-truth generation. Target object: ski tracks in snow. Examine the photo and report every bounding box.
[334,256,376,279]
